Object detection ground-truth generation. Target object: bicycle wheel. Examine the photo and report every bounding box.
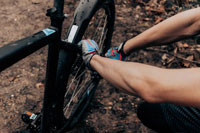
[55,0,115,132]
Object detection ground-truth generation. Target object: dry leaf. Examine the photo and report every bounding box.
[162,54,168,61]
[167,57,175,64]
[143,17,152,21]
[154,16,163,24]
[182,55,194,67]
[186,55,194,60]
[183,61,190,67]
[177,42,185,52]
[177,42,184,47]
[183,43,189,48]
[9,77,15,82]
[174,47,178,55]
[36,82,44,89]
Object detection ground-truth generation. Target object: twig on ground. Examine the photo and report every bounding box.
[145,48,200,65]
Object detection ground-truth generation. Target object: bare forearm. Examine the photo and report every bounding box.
[160,68,200,107]
[124,8,200,54]
[90,55,164,102]
[91,55,200,107]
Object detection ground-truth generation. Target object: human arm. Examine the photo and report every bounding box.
[123,7,200,54]
[91,55,200,107]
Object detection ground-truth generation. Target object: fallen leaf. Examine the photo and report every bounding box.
[143,17,152,21]
[36,82,44,89]
[182,55,194,67]
[167,57,175,64]
[183,43,189,48]
[9,77,15,82]
[162,53,168,61]
[174,47,178,55]
[186,55,194,61]
[177,42,185,52]
[154,16,163,24]
[177,42,184,47]
[182,61,190,67]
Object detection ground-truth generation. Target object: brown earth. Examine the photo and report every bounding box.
[0,0,200,132]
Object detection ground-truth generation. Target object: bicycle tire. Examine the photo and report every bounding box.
[55,0,115,132]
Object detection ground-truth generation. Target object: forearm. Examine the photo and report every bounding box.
[91,55,200,107]
[90,55,164,102]
[124,7,200,54]
[160,68,200,107]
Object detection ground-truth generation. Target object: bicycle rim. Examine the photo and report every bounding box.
[58,2,114,132]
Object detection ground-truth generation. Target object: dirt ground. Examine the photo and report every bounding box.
[0,0,200,132]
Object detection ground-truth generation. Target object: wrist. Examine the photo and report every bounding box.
[123,41,129,55]
[90,54,100,64]
[118,41,130,56]
[123,39,140,54]
[90,54,101,70]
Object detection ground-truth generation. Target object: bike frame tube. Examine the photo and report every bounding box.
[0,27,58,72]
[41,0,65,132]
[0,0,114,131]
[0,0,69,132]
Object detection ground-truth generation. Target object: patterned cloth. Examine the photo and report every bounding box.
[161,103,200,132]
[78,39,99,68]
[105,47,126,61]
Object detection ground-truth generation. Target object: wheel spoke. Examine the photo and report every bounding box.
[62,6,111,121]
[99,15,108,52]
[64,61,84,97]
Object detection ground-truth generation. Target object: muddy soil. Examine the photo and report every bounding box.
[0,0,199,132]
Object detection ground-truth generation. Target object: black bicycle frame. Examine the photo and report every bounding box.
[0,28,58,72]
[40,0,65,132]
[0,0,64,132]
[0,0,109,132]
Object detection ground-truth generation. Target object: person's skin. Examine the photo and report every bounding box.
[124,7,200,54]
[90,7,200,108]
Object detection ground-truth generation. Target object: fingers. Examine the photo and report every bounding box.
[79,39,99,53]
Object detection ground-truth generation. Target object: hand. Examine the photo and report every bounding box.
[78,39,99,68]
[105,41,127,61]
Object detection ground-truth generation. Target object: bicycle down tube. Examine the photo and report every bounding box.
[0,0,65,131]
[0,27,58,72]
[0,0,67,131]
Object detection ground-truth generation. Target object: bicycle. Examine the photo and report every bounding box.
[0,0,115,132]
